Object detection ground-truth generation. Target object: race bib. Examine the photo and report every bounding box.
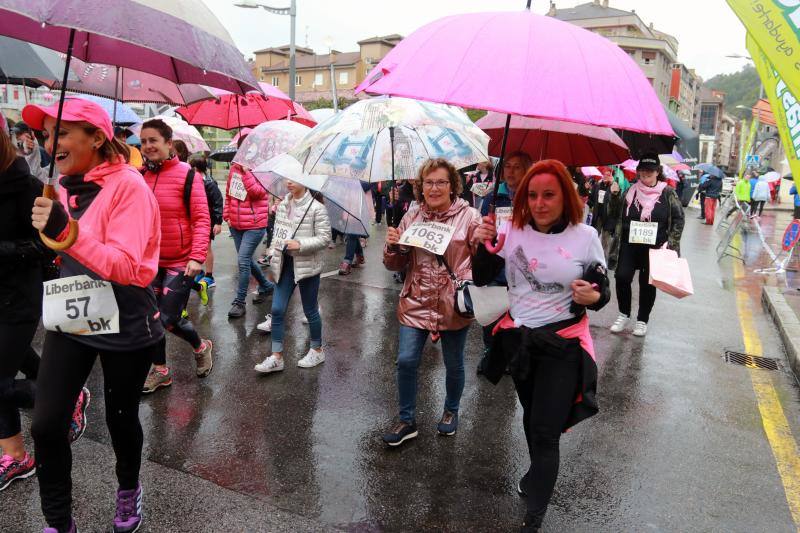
[495,207,513,232]
[399,221,456,255]
[598,190,606,204]
[228,171,248,201]
[471,182,491,197]
[629,221,658,245]
[271,217,295,249]
[42,275,120,335]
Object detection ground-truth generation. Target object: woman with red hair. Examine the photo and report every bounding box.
[472,159,610,533]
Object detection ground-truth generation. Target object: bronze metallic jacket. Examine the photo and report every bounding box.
[383,198,481,332]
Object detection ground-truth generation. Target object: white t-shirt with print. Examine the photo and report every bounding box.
[498,222,606,329]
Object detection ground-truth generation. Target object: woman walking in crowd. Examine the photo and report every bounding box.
[24,98,163,533]
[189,155,223,291]
[224,161,276,318]
[472,158,609,533]
[382,158,480,446]
[697,170,722,225]
[139,119,213,394]
[608,153,684,337]
[751,174,770,219]
[0,114,89,493]
[254,180,330,373]
[588,166,618,260]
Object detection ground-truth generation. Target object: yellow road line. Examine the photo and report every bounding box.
[732,238,800,530]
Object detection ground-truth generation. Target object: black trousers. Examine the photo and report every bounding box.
[31,332,154,530]
[0,321,40,439]
[615,243,658,323]
[512,342,581,527]
[751,200,766,216]
[152,267,201,364]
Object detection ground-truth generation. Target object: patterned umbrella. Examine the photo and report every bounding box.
[232,120,312,170]
[129,115,209,153]
[292,96,489,182]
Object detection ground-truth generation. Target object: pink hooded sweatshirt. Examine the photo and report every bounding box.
[56,158,161,287]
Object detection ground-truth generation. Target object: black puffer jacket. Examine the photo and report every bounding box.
[0,157,47,323]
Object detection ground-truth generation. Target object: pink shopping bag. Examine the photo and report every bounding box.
[649,245,693,299]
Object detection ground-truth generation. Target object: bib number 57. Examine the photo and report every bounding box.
[65,296,90,319]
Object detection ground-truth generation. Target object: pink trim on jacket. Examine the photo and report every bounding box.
[57,158,161,287]
[142,157,210,267]
[223,163,269,230]
[492,313,595,361]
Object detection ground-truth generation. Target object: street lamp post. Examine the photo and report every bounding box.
[234,0,297,100]
[324,36,338,112]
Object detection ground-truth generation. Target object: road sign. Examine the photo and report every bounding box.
[782,219,800,252]
[745,154,761,166]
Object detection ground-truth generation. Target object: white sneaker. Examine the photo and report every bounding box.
[632,321,648,337]
[254,355,284,373]
[610,313,629,333]
[257,314,272,332]
[297,348,325,368]
[301,307,321,325]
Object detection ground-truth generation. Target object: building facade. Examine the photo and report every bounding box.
[548,0,679,108]
[252,35,402,104]
[669,63,701,127]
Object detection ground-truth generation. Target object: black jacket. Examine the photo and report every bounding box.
[588,180,617,233]
[203,174,224,226]
[0,157,47,323]
[698,176,723,200]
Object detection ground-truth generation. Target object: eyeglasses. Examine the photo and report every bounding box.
[422,180,451,190]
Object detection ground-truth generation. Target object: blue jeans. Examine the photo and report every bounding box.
[344,234,363,263]
[230,227,274,305]
[270,255,322,353]
[397,325,468,423]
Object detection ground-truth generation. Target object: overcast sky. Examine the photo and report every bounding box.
[206,0,748,81]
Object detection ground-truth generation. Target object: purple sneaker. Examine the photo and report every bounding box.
[114,483,143,533]
[68,387,90,444]
[43,519,77,532]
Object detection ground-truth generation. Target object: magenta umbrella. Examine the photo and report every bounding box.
[40,56,216,107]
[0,0,259,250]
[177,83,316,130]
[476,112,629,166]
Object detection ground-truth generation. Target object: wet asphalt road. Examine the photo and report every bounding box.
[3,205,800,532]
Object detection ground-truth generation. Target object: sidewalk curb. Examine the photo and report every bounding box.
[761,286,800,379]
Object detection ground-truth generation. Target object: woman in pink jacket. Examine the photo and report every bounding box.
[25,97,162,533]
[139,119,212,394]
[223,162,275,318]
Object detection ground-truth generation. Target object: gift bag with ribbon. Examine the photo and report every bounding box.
[649,244,693,299]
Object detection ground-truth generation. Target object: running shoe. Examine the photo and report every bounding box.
[180,309,189,319]
[257,314,273,332]
[201,275,216,289]
[609,313,629,333]
[252,286,274,304]
[194,339,214,378]
[228,302,246,318]
[254,355,284,374]
[197,280,209,306]
[113,483,143,533]
[193,271,205,283]
[632,321,648,337]
[297,348,325,368]
[437,410,458,436]
[68,387,90,444]
[382,419,418,447]
[43,520,77,533]
[0,453,35,491]
[338,261,352,275]
[142,366,172,394]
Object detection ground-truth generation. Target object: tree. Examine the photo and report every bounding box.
[706,65,761,121]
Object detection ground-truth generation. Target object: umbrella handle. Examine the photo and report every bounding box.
[39,184,79,251]
[484,233,506,254]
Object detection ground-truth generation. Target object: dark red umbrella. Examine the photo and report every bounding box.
[476,112,629,166]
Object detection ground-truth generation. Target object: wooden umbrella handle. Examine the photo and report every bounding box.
[39,184,78,251]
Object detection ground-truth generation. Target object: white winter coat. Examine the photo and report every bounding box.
[268,191,331,283]
[752,178,771,202]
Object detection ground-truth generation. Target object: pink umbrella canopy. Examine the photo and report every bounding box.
[176,85,316,130]
[357,10,675,156]
[40,56,216,106]
[476,112,629,166]
[0,0,258,93]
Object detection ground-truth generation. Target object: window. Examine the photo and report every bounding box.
[339,71,349,85]
[271,76,279,86]
[699,104,718,136]
[295,75,302,86]
[314,73,324,86]
[642,51,656,65]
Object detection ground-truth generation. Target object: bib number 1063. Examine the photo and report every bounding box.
[399,221,456,255]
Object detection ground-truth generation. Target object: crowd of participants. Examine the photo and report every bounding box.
[0,98,690,533]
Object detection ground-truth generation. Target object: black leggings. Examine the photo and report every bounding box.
[751,200,765,216]
[0,321,40,439]
[512,343,581,527]
[152,267,201,365]
[615,244,657,323]
[31,332,155,530]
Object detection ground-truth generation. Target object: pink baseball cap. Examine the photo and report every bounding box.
[22,97,114,141]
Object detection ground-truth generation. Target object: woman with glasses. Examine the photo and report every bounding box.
[382,158,481,446]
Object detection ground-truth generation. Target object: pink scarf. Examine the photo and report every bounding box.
[625,180,667,221]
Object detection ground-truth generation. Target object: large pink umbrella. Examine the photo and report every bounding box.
[40,57,216,106]
[0,0,258,250]
[176,83,316,130]
[356,10,674,156]
[476,112,629,166]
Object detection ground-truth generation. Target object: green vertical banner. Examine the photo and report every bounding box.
[739,118,759,180]
[728,0,800,97]
[747,33,800,188]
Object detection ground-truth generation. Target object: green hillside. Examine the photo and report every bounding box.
[705,65,761,121]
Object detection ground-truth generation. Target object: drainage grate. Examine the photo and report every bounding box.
[723,350,781,371]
